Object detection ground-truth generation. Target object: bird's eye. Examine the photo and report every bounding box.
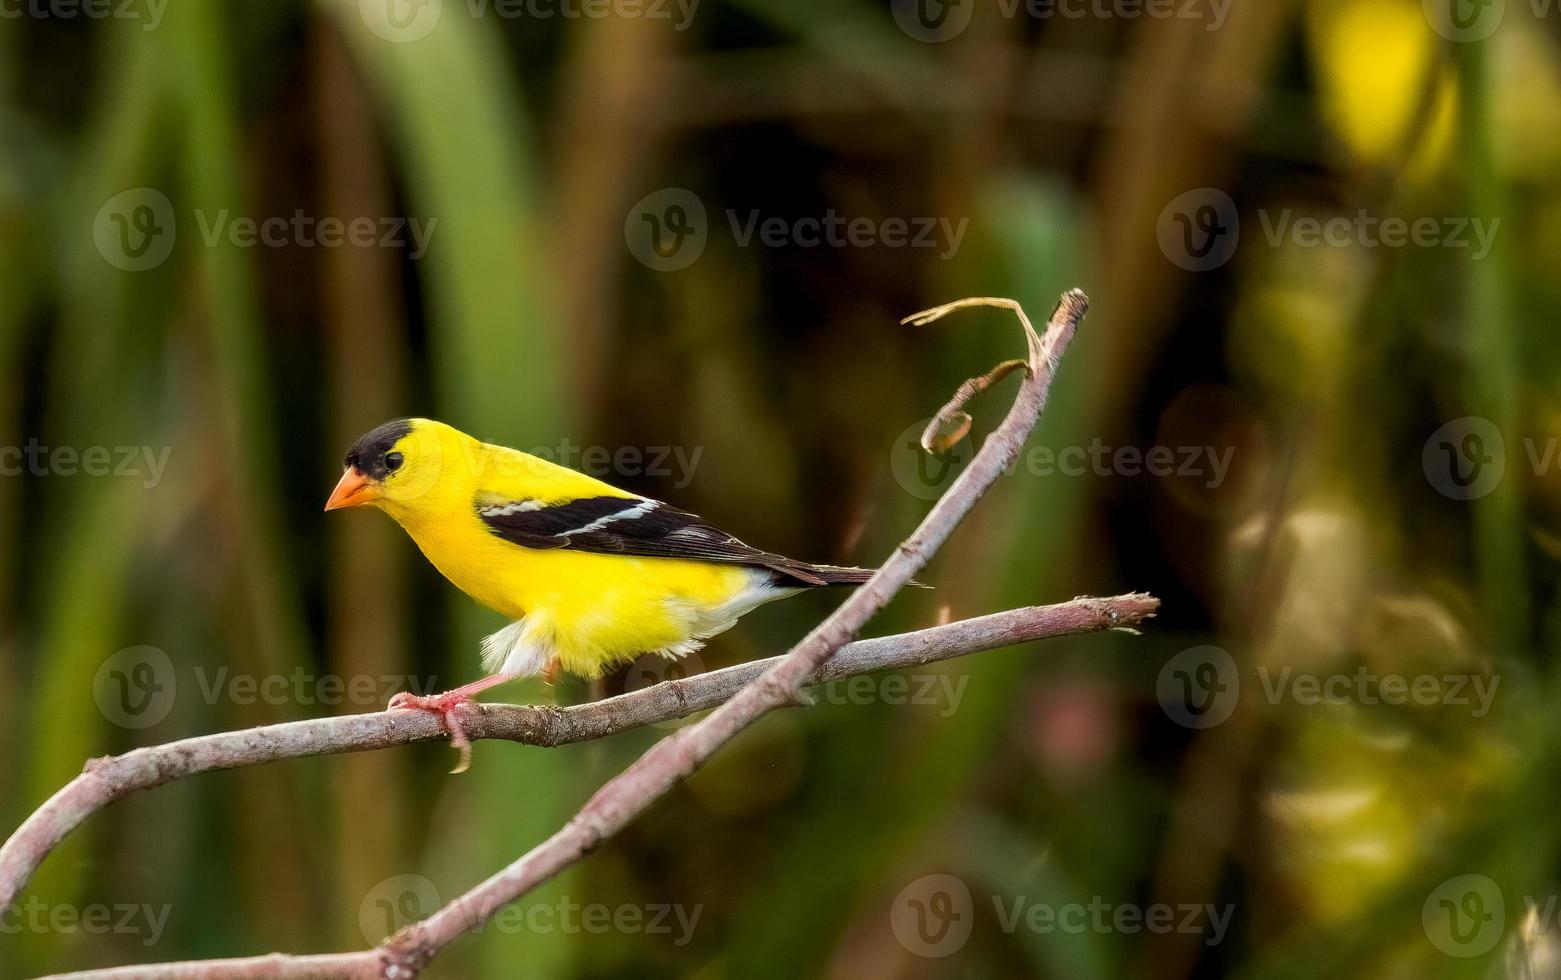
[384,451,404,473]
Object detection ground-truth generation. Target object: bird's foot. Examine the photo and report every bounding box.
[389,690,478,774]
[542,655,561,687]
[388,673,515,774]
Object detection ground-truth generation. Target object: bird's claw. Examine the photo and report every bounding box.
[388,691,475,774]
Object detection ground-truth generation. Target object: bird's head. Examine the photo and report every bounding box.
[325,417,457,515]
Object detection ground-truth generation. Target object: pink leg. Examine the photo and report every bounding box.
[388,673,517,774]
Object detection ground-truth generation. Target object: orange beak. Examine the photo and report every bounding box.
[324,468,381,511]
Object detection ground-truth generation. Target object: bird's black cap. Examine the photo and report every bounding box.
[344,418,414,479]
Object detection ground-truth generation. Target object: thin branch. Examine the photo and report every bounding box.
[2,592,1153,922]
[23,291,1097,980]
[38,594,1153,980]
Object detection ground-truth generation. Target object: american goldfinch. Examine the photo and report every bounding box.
[325,418,875,765]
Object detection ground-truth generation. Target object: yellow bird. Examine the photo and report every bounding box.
[324,418,874,763]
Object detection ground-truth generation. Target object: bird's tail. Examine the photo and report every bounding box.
[800,564,931,588]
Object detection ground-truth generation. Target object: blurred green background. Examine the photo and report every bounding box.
[3,0,1559,976]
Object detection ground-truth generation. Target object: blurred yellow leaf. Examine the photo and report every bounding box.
[1306,0,1455,174]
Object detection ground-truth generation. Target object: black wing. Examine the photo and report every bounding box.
[476,495,844,586]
